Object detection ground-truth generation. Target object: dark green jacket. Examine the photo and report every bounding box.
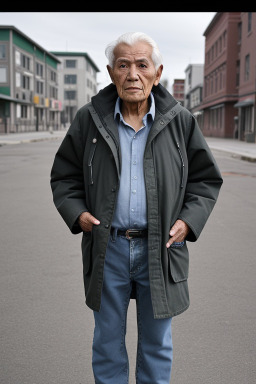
[50,83,223,319]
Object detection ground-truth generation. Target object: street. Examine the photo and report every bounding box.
[1,138,256,384]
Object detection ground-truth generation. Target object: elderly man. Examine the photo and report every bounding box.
[51,32,223,384]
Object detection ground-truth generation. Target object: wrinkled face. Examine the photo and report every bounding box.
[107,41,163,104]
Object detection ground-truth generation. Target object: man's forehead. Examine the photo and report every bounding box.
[114,42,153,60]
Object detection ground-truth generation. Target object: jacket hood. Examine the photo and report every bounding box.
[91,83,178,119]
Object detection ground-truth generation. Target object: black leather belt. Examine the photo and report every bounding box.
[111,228,148,240]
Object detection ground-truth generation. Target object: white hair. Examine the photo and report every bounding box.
[105,32,163,70]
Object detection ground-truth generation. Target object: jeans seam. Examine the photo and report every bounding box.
[135,283,143,383]
[121,284,131,384]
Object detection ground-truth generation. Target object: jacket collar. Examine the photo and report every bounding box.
[91,82,178,120]
[114,92,155,125]
[90,83,179,151]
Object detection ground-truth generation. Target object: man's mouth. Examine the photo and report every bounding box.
[125,87,142,91]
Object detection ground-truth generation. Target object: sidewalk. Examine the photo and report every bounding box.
[205,137,256,162]
[0,130,67,146]
[0,130,256,162]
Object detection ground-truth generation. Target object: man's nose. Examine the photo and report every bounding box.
[127,65,139,81]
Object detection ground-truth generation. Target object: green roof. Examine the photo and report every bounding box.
[0,26,61,66]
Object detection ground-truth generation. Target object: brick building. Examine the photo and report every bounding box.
[201,12,256,142]
[234,12,256,142]
[172,79,184,106]
[201,13,241,138]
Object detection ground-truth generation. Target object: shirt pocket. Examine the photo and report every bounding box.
[168,241,189,282]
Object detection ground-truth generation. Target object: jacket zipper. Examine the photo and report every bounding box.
[88,140,97,185]
[176,142,185,189]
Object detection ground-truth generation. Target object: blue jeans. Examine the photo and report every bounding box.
[92,230,173,384]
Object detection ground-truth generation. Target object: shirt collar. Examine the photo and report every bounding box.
[114,92,155,124]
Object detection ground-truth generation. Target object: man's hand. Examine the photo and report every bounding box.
[78,212,100,232]
[166,219,190,248]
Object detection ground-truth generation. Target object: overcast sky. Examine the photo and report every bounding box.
[0,12,216,91]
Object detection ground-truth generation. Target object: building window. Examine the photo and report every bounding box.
[50,70,57,82]
[15,50,21,66]
[22,75,30,90]
[21,105,28,118]
[36,80,44,94]
[36,62,43,77]
[215,71,218,93]
[236,60,240,86]
[245,54,250,81]
[50,86,58,99]
[64,90,76,100]
[16,104,21,118]
[223,31,227,47]
[64,74,77,84]
[0,67,7,82]
[238,22,242,44]
[65,59,76,68]
[248,12,252,33]
[16,72,21,87]
[22,54,30,70]
[242,106,253,133]
[0,44,6,59]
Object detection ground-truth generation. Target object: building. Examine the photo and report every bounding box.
[184,64,204,127]
[172,79,184,106]
[234,12,256,142]
[0,26,61,134]
[51,52,100,126]
[201,12,241,138]
[184,64,204,109]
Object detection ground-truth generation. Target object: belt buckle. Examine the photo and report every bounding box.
[125,229,139,240]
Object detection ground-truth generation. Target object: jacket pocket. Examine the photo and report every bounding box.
[81,230,93,275]
[168,241,189,282]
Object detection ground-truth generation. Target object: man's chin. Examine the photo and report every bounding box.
[121,93,148,104]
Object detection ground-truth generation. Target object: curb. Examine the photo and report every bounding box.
[208,146,256,163]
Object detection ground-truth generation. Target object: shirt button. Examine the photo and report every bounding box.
[132,189,136,194]
[105,224,110,229]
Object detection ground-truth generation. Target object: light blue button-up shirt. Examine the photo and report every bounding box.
[111,93,155,230]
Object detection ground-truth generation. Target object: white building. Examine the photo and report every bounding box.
[184,64,204,110]
[51,52,100,126]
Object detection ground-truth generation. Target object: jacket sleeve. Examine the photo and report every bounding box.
[178,116,223,242]
[50,111,88,234]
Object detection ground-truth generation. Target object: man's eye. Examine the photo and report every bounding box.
[139,64,147,68]
[119,64,127,68]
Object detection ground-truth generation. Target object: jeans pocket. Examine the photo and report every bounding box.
[170,241,185,248]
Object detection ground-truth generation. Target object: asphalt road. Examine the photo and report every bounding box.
[1,139,256,384]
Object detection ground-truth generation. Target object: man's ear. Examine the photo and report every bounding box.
[107,65,115,84]
[153,64,163,86]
